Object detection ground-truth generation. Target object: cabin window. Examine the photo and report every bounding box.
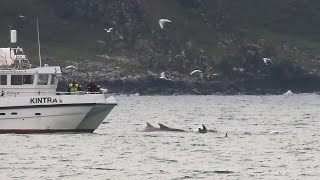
[23,75,33,84]
[0,75,7,85]
[35,113,41,115]
[11,112,17,115]
[38,74,49,85]
[50,75,56,85]
[11,75,23,85]
[11,75,34,85]
[0,113,5,115]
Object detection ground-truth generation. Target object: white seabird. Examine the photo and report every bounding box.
[18,14,26,19]
[96,40,106,45]
[65,65,78,70]
[190,69,202,75]
[262,57,272,65]
[104,28,113,33]
[160,72,168,80]
[282,90,293,101]
[284,90,293,96]
[159,19,172,29]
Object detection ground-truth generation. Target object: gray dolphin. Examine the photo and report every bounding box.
[197,124,217,133]
[143,122,161,132]
[158,123,185,132]
[143,122,185,132]
[198,124,207,133]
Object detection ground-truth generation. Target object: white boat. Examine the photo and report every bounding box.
[0,30,117,133]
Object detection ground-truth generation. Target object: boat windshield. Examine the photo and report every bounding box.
[11,75,34,85]
[38,74,49,85]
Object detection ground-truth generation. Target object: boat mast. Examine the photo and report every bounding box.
[36,17,42,67]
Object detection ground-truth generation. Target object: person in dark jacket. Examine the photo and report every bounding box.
[87,79,100,92]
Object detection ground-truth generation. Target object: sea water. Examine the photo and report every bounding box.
[1,94,320,179]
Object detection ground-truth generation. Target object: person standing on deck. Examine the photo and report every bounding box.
[68,80,81,94]
[87,79,100,93]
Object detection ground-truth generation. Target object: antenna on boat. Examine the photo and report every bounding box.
[36,17,42,67]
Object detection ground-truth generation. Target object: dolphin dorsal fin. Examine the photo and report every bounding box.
[158,123,169,129]
[202,124,207,131]
[146,122,154,128]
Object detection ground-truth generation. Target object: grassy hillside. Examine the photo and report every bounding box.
[0,0,105,62]
[1,0,320,77]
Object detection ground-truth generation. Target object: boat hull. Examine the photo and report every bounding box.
[0,95,117,134]
[0,129,95,134]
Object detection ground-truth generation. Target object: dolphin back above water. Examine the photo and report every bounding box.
[191,124,218,133]
[143,122,217,133]
[198,124,207,133]
[158,123,185,132]
[143,122,161,132]
[143,122,185,132]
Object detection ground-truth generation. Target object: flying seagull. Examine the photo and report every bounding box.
[190,69,202,75]
[96,40,106,45]
[65,65,78,70]
[104,28,113,33]
[160,72,168,80]
[159,19,172,29]
[262,58,272,65]
[18,14,26,19]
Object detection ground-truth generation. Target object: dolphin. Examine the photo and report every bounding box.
[143,122,185,132]
[143,122,161,132]
[208,129,218,133]
[158,123,185,132]
[198,124,207,133]
[196,124,218,133]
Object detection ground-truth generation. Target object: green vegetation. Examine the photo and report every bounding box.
[1,0,320,75]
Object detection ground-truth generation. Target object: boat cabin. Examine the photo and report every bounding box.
[0,47,61,97]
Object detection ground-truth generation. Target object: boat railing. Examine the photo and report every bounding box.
[56,91,102,95]
[56,90,112,98]
[0,90,110,97]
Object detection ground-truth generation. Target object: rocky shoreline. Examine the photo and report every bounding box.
[58,75,320,95]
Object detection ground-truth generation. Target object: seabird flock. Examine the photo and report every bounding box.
[16,11,279,80]
[44,12,288,96]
